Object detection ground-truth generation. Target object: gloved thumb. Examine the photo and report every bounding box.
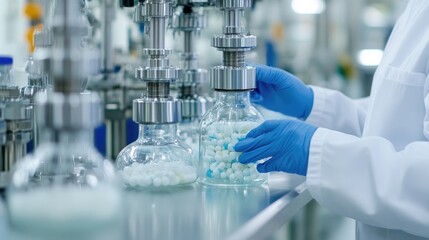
[250,91,263,103]
[257,159,277,173]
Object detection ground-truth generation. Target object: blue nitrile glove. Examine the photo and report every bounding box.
[234,120,317,176]
[251,64,314,120]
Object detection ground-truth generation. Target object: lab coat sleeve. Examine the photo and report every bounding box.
[306,128,429,238]
[306,86,369,136]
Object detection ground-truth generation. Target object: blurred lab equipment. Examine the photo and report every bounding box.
[6,1,122,238]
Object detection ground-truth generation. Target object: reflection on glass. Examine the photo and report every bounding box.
[201,185,270,240]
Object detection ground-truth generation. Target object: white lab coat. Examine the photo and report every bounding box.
[305,0,429,239]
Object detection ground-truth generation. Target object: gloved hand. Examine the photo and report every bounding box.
[234,120,317,176]
[251,64,314,120]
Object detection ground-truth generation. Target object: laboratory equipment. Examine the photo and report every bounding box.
[0,56,33,181]
[199,0,266,186]
[116,0,196,189]
[87,0,130,160]
[6,0,121,236]
[173,1,214,157]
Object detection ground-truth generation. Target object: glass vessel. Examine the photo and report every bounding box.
[116,123,196,189]
[6,96,122,236]
[178,118,200,158]
[199,91,267,186]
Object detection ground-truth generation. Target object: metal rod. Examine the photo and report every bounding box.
[101,0,115,72]
[150,18,166,49]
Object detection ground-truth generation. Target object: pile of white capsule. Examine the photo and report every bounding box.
[119,161,197,187]
[201,122,265,184]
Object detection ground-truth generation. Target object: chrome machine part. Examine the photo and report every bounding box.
[173,1,213,120]
[0,69,33,180]
[38,0,101,130]
[210,0,257,91]
[130,0,183,125]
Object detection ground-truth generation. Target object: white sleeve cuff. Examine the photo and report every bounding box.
[306,86,330,126]
[306,127,331,204]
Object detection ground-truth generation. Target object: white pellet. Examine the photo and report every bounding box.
[119,161,197,187]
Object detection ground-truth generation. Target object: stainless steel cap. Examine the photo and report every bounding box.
[212,34,256,50]
[36,92,103,130]
[216,0,252,9]
[136,67,182,81]
[133,98,182,124]
[210,65,256,90]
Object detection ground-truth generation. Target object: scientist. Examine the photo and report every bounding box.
[234,0,429,239]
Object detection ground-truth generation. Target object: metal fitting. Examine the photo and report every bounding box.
[36,92,103,130]
[133,98,182,124]
[210,66,256,90]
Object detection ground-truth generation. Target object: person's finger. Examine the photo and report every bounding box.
[256,158,280,173]
[234,133,273,152]
[238,145,273,164]
[246,120,280,139]
[250,91,263,103]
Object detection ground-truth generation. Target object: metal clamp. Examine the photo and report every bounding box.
[212,34,257,50]
[133,98,182,124]
[136,67,182,81]
[210,66,256,90]
[216,0,252,9]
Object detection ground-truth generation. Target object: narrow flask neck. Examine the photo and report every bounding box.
[138,123,178,141]
[216,91,251,107]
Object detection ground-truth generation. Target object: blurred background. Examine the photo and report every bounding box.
[0,0,407,239]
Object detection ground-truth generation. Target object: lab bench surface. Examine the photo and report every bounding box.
[0,173,312,240]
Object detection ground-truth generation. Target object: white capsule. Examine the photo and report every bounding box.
[232,163,240,171]
[161,177,170,186]
[250,173,260,180]
[220,172,227,179]
[210,163,217,171]
[207,145,215,151]
[226,168,233,175]
[243,169,250,176]
[215,146,222,152]
[170,176,180,185]
[218,162,226,170]
[228,173,236,180]
[206,150,215,156]
[243,176,252,182]
[153,177,162,186]
[215,154,222,162]
[212,169,220,177]
[234,170,243,179]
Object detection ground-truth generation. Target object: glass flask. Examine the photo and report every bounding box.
[199,91,267,186]
[178,119,200,157]
[116,123,196,189]
[6,93,122,236]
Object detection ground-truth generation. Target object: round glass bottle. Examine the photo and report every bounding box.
[178,118,200,156]
[199,91,266,186]
[116,122,196,189]
[6,93,122,236]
